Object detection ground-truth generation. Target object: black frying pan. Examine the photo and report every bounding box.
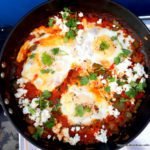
[0,0,150,149]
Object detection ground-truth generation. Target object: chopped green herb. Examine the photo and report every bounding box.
[111,36,118,41]
[99,41,110,51]
[117,80,125,86]
[52,48,60,55]
[53,102,61,111]
[122,49,131,57]
[29,53,36,59]
[80,76,89,85]
[32,127,43,140]
[130,81,137,87]
[66,18,77,28]
[42,90,51,99]
[64,7,71,13]
[45,117,55,129]
[65,29,76,40]
[28,107,36,115]
[105,86,111,92]
[125,88,137,98]
[62,12,68,19]
[136,82,147,92]
[75,105,91,117]
[108,77,115,82]
[40,68,55,74]
[89,73,97,80]
[114,56,121,65]
[40,69,50,74]
[75,105,84,117]
[84,106,91,112]
[41,52,54,66]
[39,99,48,110]
[120,98,128,103]
[49,101,53,106]
[48,18,54,27]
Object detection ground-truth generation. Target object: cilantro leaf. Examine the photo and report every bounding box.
[117,80,125,86]
[105,86,111,92]
[130,81,137,87]
[136,82,147,92]
[89,73,97,80]
[66,18,77,28]
[39,99,48,110]
[42,90,51,99]
[65,29,76,40]
[28,107,36,115]
[48,18,54,27]
[75,105,84,117]
[52,102,61,111]
[80,76,89,85]
[122,49,131,57]
[64,7,71,13]
[45,117,55,129]
[41,52,54,66]
[29,53,36,59]
[32,127,43,140]
[111,36,118,41]
[114,56,121,65]
[125,88,137,98]
[108,77,115,82]
[120,98,128,103]
[40,69,50,74]
[84,106,91,112]
[99,41,110,51]
[52,48,60,55]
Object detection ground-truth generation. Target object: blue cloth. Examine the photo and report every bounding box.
[0,0,46,26]
[0,0,150,26]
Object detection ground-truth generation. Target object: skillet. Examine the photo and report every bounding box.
[0,0,150,149]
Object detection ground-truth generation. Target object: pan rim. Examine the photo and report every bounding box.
[0,1,150,149]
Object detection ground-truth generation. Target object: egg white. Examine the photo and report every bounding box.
[60,85,114,125]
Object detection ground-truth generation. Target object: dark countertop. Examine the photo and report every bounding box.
[0,106,18,150]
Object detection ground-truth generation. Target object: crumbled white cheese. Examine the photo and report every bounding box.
[62,128,69,138]
[47,135,51,139]
[97,18,102,24]
[23,107,29,114]
[75,126,80,132]
[115,86,123,94]
[133,63,146,77]
[107,106,120,118]
[15,88,27,98]
[123,84,131,92]
[30,98,39,109]
[101,79,106,84]
[109,82,118,93]
[140,77,146,83]
[16,77,27,87]
[98,75,104,80]
[95,129,108,143]
[115,58,132,75]
[78,12,84,17]
[76,29,84,44]
[54,16,69,34]
[41,109,51,123]
[19,98,29,106]
[71,127,76,132]
[69,133,80,145]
